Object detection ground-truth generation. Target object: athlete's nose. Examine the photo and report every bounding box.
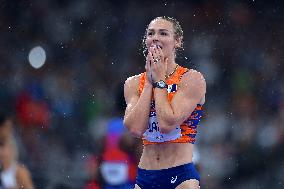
[152,33,159,42]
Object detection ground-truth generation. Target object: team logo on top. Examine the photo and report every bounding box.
[149,101,156,117]
[167,84,177,93]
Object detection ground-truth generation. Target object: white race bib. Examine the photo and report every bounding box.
[143,111,181,142]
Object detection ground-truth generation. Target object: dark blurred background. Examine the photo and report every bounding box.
[0,0,283,188]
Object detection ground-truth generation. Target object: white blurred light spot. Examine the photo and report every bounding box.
[28,46,46,69]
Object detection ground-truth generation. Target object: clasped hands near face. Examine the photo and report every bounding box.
[145,45,168,85]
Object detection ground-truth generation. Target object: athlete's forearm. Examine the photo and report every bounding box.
[124,83,153,137]
[154,88,178,133]
[154,88,175,131]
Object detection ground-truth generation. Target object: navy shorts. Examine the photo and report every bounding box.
[136,163,200,189]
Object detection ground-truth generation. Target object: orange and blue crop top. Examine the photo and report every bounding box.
[138,66,203,145]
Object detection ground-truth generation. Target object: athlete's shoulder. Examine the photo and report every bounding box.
[124,73,145,100]
[181,68,206,84]
[124,73,146,94]
[179,69,206,95]
[124,73,144,86]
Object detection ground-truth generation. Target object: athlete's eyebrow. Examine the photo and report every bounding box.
[147,29,170,32]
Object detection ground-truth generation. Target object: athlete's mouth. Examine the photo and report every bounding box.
[156,45,163,49]
[151,44,163,49]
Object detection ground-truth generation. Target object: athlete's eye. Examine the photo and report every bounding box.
[161,32,168,36]
[147,32,153,36]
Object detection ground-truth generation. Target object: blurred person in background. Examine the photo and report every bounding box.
[118,133,143,186]
[0,111,35,189]
[99,117,138,189]
[123,16,206,189]
[84,155,101,189]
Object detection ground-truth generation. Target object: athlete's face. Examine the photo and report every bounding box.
[0,120,13,165]
[145,19,179,59]
[0,140,14,166]
[0,120,12,145]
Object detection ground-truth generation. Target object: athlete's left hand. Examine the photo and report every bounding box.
[149,45,168,83]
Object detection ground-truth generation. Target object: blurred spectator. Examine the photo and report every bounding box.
[84,155,101,189]
[101,148,132,189]
[0,111,34,189]
[98,117,139,189]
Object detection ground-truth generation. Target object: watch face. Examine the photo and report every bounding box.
[157,81,167,88]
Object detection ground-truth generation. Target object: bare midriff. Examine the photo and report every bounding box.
[138,142,194,170]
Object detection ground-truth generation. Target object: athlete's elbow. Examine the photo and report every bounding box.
[127,125,144,137]
[129,128,144,138]
[123,120,144,137]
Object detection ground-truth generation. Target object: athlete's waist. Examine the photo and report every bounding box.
[138,162,195,172]
[138,158,193,170]
[139,143,193,170]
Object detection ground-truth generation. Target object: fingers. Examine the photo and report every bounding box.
[148,47,156,63]
[155,45,163,60]
[145,53,153,83]
[145,53,151,70]
[146,45,167,83]
[153,47,160,62]
[149,46,163,64]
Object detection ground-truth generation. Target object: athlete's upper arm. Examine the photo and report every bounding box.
[124,75,140,117]
[171,70,206,123]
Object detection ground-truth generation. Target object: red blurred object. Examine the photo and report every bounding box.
[84,181,100,189]
[102,148,129,162]
[16,92,50,129]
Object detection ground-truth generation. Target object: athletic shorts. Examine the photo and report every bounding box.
[136,162,200,189]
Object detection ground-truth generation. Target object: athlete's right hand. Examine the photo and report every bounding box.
[145,52,153,85]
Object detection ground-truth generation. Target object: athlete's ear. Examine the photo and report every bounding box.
[175,36,183,49]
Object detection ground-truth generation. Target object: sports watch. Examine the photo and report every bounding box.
[153,80,168,89]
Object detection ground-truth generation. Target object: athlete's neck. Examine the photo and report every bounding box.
[166,58,178,78]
